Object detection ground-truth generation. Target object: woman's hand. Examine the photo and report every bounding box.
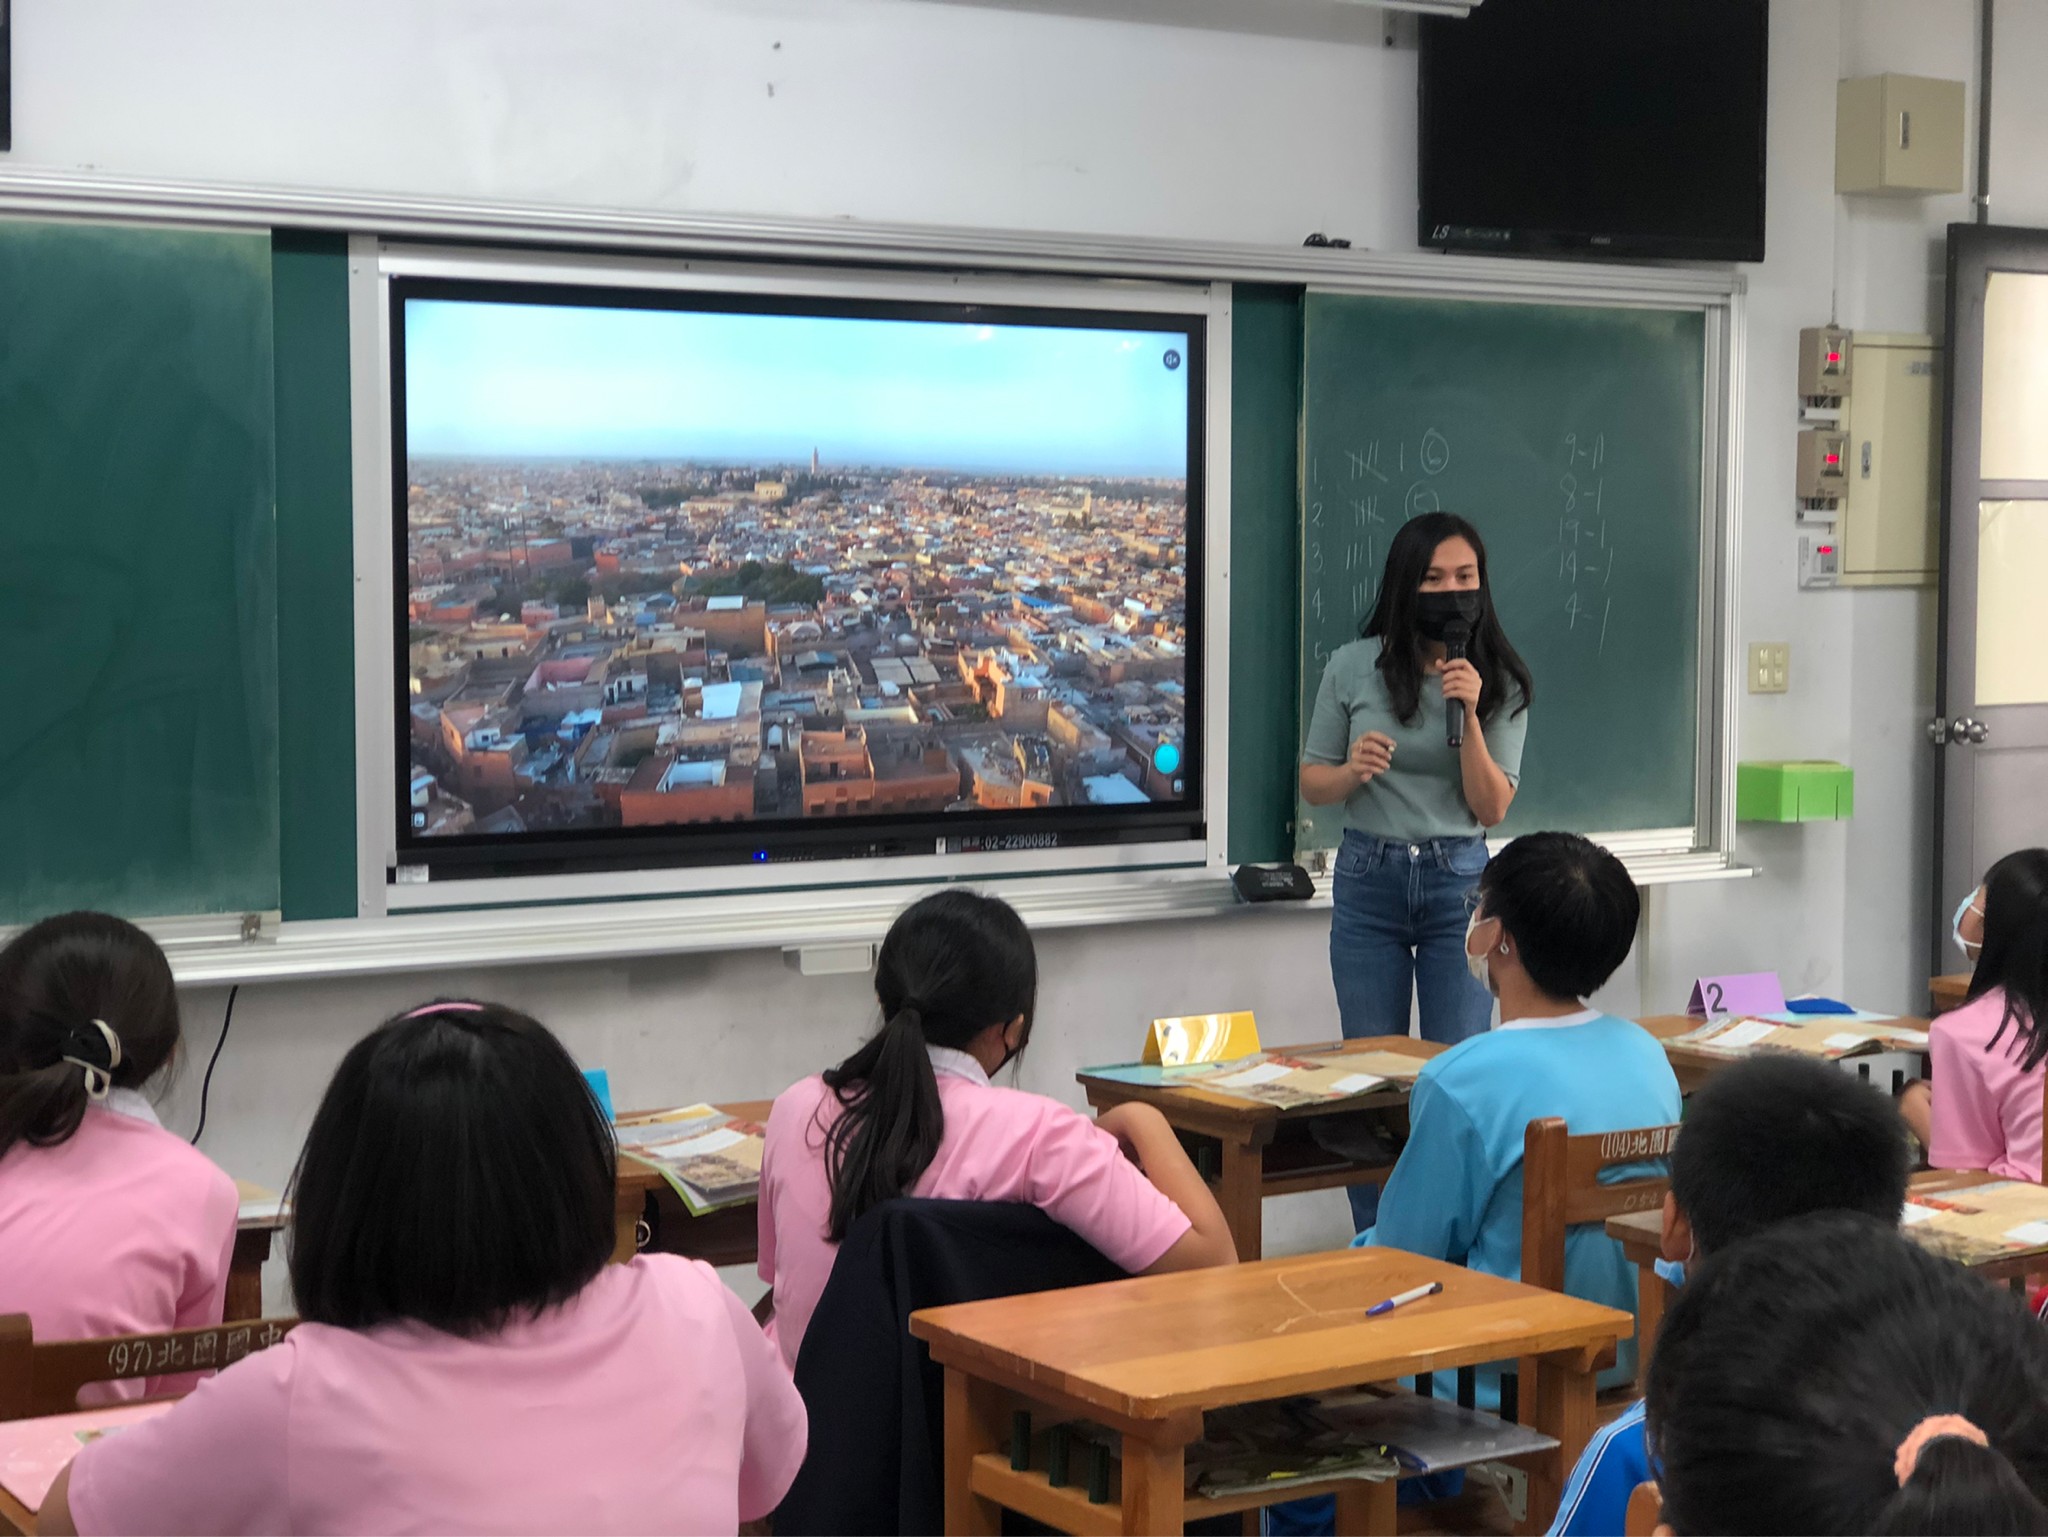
[1432,656,1483,710]
[1346,731,1396,784]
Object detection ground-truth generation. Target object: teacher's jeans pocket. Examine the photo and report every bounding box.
[1334,833,1383,883]
[1444,836,1490,879]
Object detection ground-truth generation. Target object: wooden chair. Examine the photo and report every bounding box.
[1624,1479,1663,1536]
[0,1313,297,1421]
[1515,1116,1679,1414]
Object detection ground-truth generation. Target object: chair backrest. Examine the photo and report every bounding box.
[1521,1117,1680,1295]
[0,1313,298,1421]
[1624,1479,1663,1537]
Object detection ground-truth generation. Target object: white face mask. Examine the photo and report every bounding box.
[1464,909,1496,991]
[1953,889,1985,961]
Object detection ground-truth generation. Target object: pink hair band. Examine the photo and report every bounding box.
[401,1001,486,1020]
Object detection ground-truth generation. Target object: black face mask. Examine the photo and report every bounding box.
[1414,589,1485,641]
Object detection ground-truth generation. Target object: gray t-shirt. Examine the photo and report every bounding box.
[1301,639,1530,839]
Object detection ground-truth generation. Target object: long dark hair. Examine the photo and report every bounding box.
[0,912,182,1159]
[1968,848,2048,1073]
[1359,511,1533,727]
[1647,1212,2048,1535]
[287,1000,615,1337]
[819,890,1038,1242]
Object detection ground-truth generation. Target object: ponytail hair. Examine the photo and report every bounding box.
[0,912,181,1159]
[1647,1212,2048,1536]
[1879,1431,2048,1536]
[819,890,1037,1241]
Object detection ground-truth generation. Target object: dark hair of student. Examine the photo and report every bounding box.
[1968,846,2048,1073]
[1358,511,1534,728]
[0,911,182,1160]
[286,1000,615,1338]
[1474,831,1637,1000]
[1668,1053,1909,1254]
[1647,1212,2048,1536]
[819,890,1038,1243]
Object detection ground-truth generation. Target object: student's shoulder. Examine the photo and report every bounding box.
[1936,986,2011,1043]
[767,1074,835,1132]
[93,1110,238,1212]
[1549,1399,1648,1537]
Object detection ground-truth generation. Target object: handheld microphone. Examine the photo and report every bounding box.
[1443,619,1471,749]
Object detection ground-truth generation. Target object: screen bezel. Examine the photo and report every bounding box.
[386,272,1209,880]
[1415,2,1769,264]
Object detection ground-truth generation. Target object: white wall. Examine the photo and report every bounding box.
[9,0,2048,1287]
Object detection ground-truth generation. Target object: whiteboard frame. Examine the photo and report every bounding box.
[1295,276,1743,876]
[347,240,1233,918]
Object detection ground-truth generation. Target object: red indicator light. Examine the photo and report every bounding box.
[1819,545,1835,555]
[1826,351,1841,363]
[1825,454,1840,465]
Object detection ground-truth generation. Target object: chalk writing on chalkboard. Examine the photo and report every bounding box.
[1307,430,1452,671]
[1558,431,1614,654]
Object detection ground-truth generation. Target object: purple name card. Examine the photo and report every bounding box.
[1688,971,1787,1018]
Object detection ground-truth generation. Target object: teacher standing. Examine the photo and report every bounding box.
[1299,512,1533,1227]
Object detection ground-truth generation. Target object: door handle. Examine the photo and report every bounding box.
[1950,718,1990,744]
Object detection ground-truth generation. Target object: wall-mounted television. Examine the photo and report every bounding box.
[1418,0,1769,263]
[390,275,1207,881]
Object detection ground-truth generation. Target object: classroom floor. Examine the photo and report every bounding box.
[1403,1487,1514,1536]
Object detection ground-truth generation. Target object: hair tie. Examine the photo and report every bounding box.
[401,1000,485,1021]
[1895,1414,1990,1485]
[894,1000,928,1029]
[60,1018,122,1103]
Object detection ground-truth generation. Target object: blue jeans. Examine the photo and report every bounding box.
[1329,830,1494,1231]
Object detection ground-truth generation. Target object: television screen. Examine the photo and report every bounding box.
[391,278,1205,876]
[1418,0,1768,262]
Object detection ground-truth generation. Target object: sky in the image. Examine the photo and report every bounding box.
[403,298,1192,477]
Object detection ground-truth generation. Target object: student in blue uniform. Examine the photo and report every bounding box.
[1546,1052,1910,1537]
[1356,830,1679,1402]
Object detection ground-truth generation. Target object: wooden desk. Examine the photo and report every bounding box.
[1931,973,1970,1014]
[1077,1037,1442,1261]
[1605,1167,2009,1390]
[912,1246,1632,1537]
[227,1181,288,1323]
[1,1479,30,1535]
[611,1100,771,1268]
[1636,1014,1932,1098]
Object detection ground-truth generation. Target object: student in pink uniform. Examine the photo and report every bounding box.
[1901,848,2048,1182]
[0,912,238,1393]
[43,1000,807,1537]
[758,889,1237,1371]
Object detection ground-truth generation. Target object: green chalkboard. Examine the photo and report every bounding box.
[1296,292,1706,853]
[0,221,280,922]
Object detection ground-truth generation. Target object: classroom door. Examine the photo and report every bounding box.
[1935,226,2048,972]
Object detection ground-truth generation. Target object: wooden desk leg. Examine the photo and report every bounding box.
[1634,1265,1671,1394]
[1120,1434,1186,1536]
[1522,1351,1599,1537]
[943,1368,1004,1537]
[226,1229,272,1322]
[1334,1476,1399,1536]
[1215,1136,1265,1262]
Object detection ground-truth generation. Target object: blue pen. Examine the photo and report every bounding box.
[1366,1281,1444,1318]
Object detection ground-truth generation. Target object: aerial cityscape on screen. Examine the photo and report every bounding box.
[400,297,1195,839]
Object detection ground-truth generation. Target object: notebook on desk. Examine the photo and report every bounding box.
[1083,1049,1425,1110]
[615,1105,766,1216]
[0,1402,172,1515]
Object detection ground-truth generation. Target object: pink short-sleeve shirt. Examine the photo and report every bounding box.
[0,1099,238,1399]
[757,1049,1191,1370]
[1930,986,2044,1184]
[67,1254,808,1536]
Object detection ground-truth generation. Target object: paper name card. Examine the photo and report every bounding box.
[1145,1011,1261,1066]
[1688,971,1787,1018]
